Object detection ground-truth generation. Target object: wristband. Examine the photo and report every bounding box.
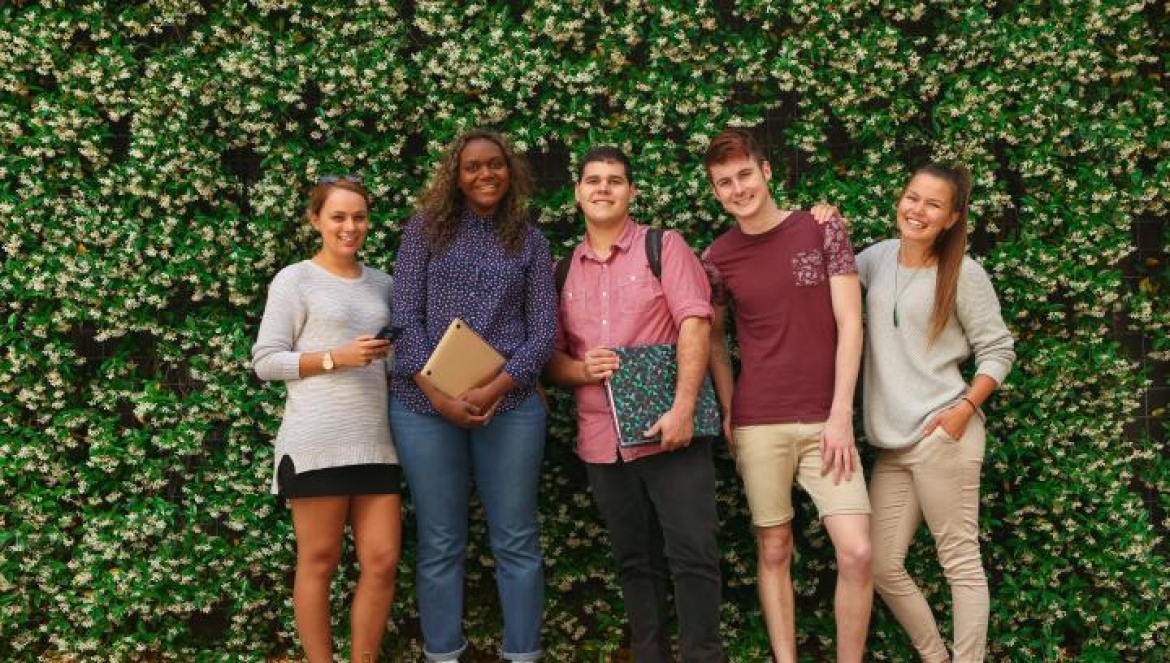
[961,396,977,412]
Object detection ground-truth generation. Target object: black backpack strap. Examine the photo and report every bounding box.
[555,254,572,296]
[560,227,661,296]
[645,227,664,281]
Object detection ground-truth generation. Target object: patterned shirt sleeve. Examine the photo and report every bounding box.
[822,215,858,276]
[390,214,431,376]
[501,226,558,388]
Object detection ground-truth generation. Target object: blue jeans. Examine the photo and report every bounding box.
[390,394,546,661]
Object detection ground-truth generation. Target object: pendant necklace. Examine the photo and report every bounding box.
[892,243,924,328]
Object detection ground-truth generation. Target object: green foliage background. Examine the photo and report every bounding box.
[2,0,1168,660]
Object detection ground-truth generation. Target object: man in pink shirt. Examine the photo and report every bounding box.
[703,128,872,663]
[546,146,723,662]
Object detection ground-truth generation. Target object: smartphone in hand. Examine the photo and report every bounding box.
[374,325,403,341]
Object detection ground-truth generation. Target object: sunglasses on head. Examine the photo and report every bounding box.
[316,174,363,185]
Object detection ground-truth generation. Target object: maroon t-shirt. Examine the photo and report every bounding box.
[704,211,857,426]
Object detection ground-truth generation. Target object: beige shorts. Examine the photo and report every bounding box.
[733,421,871,527]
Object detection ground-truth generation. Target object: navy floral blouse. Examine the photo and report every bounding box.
[391,209,557,415]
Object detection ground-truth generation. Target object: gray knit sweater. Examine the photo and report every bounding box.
[856,240,1015,449]
[252,260,398,493]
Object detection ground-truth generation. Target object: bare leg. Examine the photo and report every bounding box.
[290,496,350,663]
[822,514,873,663]
[756,524,796,663]
[349,493,403,662]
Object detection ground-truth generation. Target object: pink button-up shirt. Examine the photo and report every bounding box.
[555,219,713,463]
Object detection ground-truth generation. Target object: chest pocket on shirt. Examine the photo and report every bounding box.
[618,270,663,314]
[562,286,593,312]
[561,287,595,334]
[792,251,826,287]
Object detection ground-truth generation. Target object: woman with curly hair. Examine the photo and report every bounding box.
[389,129,556,662]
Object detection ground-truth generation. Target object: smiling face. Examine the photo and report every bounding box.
[708,155,773,224]
[458,137,511,216]
[312,187,369,261]
[896,172,960,249]
[575,159,635,229]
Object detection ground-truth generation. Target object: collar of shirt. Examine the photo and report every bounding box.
[578,216,637,264]
[461,207,498,225]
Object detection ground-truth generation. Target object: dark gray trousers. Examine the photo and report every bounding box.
[586,438,724,663]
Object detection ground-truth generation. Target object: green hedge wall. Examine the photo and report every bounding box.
[2,1,1168,660]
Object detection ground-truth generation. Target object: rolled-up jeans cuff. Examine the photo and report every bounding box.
[501,648,543,661]
[424,639,468,662]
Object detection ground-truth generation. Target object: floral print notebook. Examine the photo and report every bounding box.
[605,343,722,447]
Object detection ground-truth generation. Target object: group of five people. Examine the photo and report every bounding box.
[252,126,1015,662]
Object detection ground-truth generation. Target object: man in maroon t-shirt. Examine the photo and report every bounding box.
[703,128,873,663]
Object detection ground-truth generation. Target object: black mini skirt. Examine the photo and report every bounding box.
[277,455,401,499]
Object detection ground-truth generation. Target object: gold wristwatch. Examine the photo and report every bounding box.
[322,351,335,371]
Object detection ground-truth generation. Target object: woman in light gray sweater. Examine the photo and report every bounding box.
[252,176,400,663]
[856,164,1015,663]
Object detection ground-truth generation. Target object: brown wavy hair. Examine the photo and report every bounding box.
[303,178,369,225]
[703,127,768,177]
[911,162,972,344]
[415,129,534,255]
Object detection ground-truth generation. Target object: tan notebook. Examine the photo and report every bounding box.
[421,318,505,398]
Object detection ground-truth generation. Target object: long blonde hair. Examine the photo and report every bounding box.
[910,163,972,344]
